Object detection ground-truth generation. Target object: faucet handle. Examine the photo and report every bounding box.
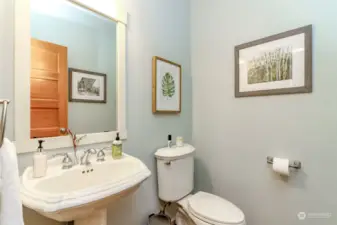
[52,153,73,169]
[83,148,97,154]
[80,149,97,166]
[52,153,69,159]
[96,147,109,162]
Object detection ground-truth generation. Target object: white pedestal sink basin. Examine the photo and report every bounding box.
[21,152,151,224]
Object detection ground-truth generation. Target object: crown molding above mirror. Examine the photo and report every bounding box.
[69,0,127,25]
[14,0,127,153]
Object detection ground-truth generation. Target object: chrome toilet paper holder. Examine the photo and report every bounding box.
[267,156,302,169]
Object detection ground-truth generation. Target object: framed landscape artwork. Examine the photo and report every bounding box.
[152,56,182,113]
[69,68,107,103]
[235,25,312,97]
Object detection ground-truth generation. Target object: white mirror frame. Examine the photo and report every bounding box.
[14,0,127,153]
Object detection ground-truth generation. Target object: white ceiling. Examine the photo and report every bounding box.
[30,0,116,29]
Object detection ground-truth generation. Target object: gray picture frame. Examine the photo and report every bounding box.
[69,68,107,103]
[235,25,312,98]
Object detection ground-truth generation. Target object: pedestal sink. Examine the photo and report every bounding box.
[21,152,151,225]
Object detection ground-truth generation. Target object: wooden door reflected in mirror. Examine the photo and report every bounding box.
[30,38,68,138]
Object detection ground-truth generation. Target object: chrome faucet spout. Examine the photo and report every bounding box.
[62,128,81,165]
[75,134,87,144]
[74,147,79,165]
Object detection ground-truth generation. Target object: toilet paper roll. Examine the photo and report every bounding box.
[272,158,290,176]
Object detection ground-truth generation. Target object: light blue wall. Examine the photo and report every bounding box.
[31,11,117,134]
[191,1,337,225]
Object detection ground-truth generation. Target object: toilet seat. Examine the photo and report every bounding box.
[178,192,245,225]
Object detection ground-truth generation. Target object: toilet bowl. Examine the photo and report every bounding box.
[176,192,245,225]
[155,144,246,225]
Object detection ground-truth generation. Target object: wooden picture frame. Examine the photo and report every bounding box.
[152,56,182,113]
[69,68,107,103]
[235,25,312,97]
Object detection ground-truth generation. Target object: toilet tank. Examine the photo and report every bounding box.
[155,144,195,202]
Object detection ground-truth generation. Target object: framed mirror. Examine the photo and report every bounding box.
[14,0,127,153]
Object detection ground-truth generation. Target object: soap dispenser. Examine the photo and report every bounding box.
[33,140,47,178]
[167,134,172,148]
[112,132,123,159]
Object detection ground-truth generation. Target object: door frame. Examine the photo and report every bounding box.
[14,0,127,153]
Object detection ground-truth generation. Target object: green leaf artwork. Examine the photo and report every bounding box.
[161,72,175,98]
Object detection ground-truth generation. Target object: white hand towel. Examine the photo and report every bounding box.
[0,138,24,225]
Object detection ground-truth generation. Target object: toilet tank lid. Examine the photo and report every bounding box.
[155,144,195,160]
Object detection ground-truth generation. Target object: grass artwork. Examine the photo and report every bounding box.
[161,72,175,98]
[247,47,293,84]
[235,25,312,97]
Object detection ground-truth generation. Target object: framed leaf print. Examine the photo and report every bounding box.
[152,56,182,113]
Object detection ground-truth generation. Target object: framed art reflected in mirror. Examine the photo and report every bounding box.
[69,68,107,104]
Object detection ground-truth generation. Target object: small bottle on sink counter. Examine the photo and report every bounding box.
[112,132,123,159]
[33,140,47,178]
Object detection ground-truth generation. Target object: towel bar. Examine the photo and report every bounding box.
[0,100,10,148]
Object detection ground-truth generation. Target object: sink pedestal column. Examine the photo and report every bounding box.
[75,209,107,225]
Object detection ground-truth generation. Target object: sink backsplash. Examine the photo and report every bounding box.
[17,142,112,175]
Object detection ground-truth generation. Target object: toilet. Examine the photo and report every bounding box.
[155,144,246,225]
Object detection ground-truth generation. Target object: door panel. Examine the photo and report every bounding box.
[30,128,61,138]
[31,70,59,80]
[31,49,58,71]
[31,109,59,128]
[31,99,59,109]
[30,78,58,99]
[30,38,68,138]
